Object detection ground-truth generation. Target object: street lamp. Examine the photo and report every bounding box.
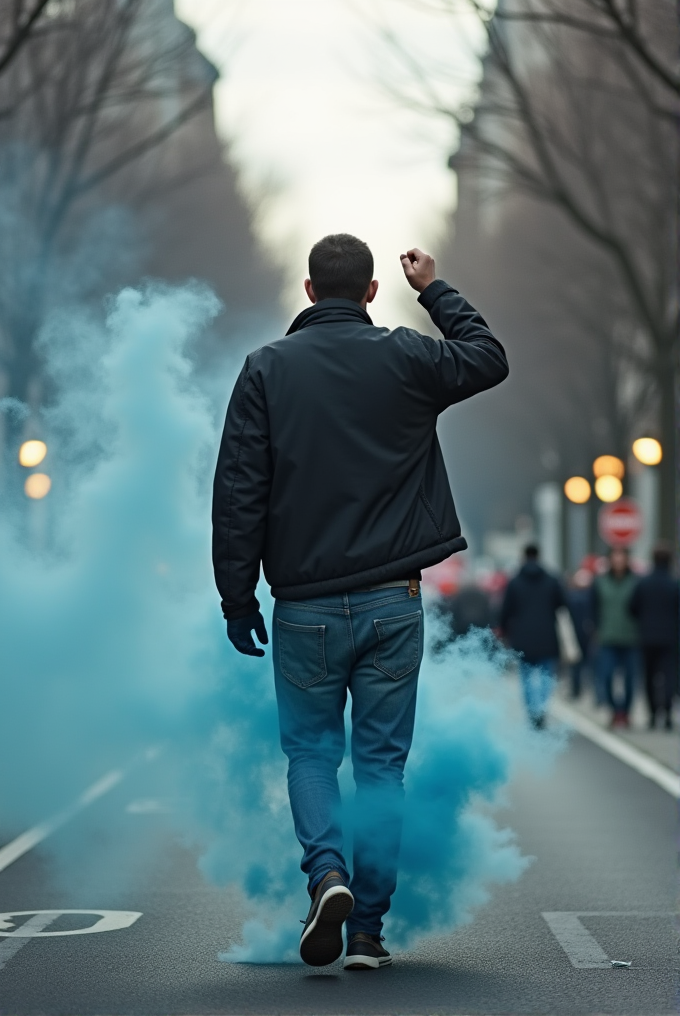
[632,437,662,466]
[594,474,622,502]
[19,440,47,468]
[24,473,51,499]
[564,476,591,503]
[593,455,624,479]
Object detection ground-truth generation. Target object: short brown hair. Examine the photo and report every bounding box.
[308,234,374,303]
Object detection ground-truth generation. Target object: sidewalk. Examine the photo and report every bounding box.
[555,679,679,775]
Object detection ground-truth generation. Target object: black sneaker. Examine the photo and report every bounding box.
[343,932,392,970]
[299,870,354,966]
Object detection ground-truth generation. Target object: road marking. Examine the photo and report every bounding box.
[0,770,123,875]
[543,912,610,968]
[543,911,672,969]
[0,910,142,937]
[0,913,58,971]
[551,699,680,798]
[125,798,171,814]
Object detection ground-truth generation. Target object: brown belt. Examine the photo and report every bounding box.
[356,579,421,597]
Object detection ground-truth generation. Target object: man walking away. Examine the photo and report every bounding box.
[630,542,679,730]
[592,547,639,728]
[500,545,566,729]
[212,235,508,969]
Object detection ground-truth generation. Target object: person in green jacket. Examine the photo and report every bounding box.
[593,547,639,727]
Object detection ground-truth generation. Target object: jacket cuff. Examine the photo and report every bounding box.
[417,278,456,311]
[221,595,260,621]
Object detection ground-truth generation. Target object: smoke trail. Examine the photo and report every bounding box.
[217,624,560,963]
[0,282,562,963]
[0,397,30,421]
[1,284,224,821]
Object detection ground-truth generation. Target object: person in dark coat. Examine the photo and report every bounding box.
[500,544,566,728]
[212,236,508,969]
[449,584,493,637]
[630,542,679,730]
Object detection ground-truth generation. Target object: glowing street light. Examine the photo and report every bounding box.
[564,476,591,504]
[593,455,624,479]
[19,440,47,468]
[24,473,51,499]
[632,437,662,466]
[594,474,622,502]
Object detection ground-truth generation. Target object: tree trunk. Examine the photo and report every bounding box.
[657,357,677,544]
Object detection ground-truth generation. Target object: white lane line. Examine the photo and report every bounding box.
[0,913,58,971]
[542,911,673,970]
[551,699,680,798]
[0,910,143,937]
[125,798,171,814]
[542,912,610,968]
[0,770,123,875]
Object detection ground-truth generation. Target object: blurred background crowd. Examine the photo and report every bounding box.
[425,536,678,734]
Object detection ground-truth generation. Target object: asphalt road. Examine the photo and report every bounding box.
[0,733,675,1015]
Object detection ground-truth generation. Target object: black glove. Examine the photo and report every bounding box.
[227,610,269,657]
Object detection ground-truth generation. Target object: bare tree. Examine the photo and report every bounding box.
[379,0,678,539]
[0,1,51,79]
[0,0,215,410]
[489,0,680,101]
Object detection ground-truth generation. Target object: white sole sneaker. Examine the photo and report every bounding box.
[344,951,392,970]
[300,885,354,966]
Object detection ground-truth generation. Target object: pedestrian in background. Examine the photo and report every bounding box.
[500,544,566,729]
[592,547,639,728]
[565,569,595,699]
[630,542,679,730]
[451,583,493,637]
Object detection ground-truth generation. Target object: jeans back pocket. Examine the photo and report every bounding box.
[373,610,422,680]
[276,618,327,689]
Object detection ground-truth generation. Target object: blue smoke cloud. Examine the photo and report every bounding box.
[0,283,562,963]
[0,397,30,421]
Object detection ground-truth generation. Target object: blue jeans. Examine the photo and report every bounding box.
[518,658,556,721]
[272,587,424,937]
[597,645,637,714]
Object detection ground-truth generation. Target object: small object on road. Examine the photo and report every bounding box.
[610,960,632,968]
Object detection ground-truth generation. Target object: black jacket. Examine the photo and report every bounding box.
[630,567,679,648]
[212,279,508,618]
[500,562,566,663]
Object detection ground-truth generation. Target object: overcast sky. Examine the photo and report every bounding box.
[175,0,483,326]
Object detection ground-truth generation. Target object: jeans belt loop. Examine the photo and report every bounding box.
[408,578,421,597]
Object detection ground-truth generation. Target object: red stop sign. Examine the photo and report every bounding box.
[598,497,643,548]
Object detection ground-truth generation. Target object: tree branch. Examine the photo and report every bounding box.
[73,85,212,197]
[0,0,51,76]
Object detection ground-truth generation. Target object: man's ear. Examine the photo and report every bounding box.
[304,278,317,304]
[364,279,379,305]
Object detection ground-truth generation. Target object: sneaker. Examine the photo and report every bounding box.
[299,870,354,967]
[343,932,392,970]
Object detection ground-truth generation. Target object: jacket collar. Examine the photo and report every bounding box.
[286,299,373,335]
